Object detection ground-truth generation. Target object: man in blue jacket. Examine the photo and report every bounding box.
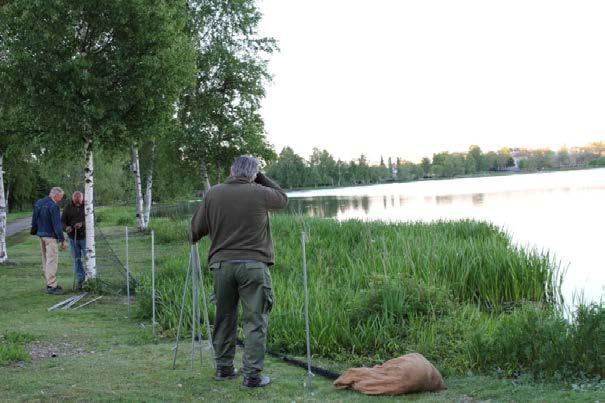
[31,187,68,295]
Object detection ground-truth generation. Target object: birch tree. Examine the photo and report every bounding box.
[0,99,32,263]
[1,1,195,276]
[176,0,277,192]
[130,139,156,231]
[142,140,155,228]
[0,147,8,263]
[131,145,145,231]
[0,127,34,263]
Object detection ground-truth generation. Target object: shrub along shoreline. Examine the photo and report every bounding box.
[98,211,603,380]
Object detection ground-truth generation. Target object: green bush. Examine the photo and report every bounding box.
[588,156,605,167]
[469,303,604,379]
[570,303,605,377]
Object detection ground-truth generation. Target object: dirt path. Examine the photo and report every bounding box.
[6,217,31,237]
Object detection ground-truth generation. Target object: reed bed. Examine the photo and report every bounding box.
[132,214,601,378]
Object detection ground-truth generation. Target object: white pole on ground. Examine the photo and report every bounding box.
[301,230,314,387]
[151,230,156,337]
[126,226,130,318]
[73,295,103,310]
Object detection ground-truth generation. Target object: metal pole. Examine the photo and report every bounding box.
[125,226,130,318]
[190,246,198,369]
[151,230,156,337]
[172,251,193,369]
[73,295,103,310]
[301,231,314,387]
[194,245,215,368]
[192,245,203,368]
[72,227,77,291]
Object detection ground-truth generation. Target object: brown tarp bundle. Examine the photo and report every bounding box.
[334,353,447,395]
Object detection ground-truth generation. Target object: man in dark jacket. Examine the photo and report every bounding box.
[32,187,67,294]
[190,156,288,388]
[62,191,86,290]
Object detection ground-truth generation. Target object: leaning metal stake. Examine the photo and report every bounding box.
[301,230,315,388]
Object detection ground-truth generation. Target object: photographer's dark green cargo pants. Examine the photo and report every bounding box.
[210,261,273,377]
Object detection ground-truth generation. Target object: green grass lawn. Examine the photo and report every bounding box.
[0,231,603,401]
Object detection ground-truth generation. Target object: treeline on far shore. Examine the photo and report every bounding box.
[5,141,603,213]
[266,142,605,189]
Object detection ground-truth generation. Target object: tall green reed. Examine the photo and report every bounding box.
[136,214,581,375]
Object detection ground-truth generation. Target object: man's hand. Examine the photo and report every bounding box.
[60,240,68,252]
[254,172,266,184]
[74,222,83,229]
[66,226,73,233]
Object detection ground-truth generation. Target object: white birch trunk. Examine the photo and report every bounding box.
[142,141,155,229]
[0,153,7,263]
[84,140,97,278]
[5,181,9,214]
[200,160,212,193]
[131,145,145,231]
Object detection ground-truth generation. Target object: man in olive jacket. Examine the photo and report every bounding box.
[190,156,288,388]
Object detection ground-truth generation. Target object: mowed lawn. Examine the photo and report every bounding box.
[0,231,602,402]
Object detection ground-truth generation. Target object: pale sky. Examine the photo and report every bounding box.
[258,0,605,163]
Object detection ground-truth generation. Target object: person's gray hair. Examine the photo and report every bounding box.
[49,187,64,196]
[230,156,259,180]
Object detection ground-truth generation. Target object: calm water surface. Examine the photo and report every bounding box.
[286,168,605,305]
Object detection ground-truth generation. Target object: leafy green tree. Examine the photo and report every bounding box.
[0,80,41,260]
[483,151,499,171]
[1,0,195,276]
[307,148,322,187]
[397,161,418,181]
[266,147,306,189]
[387,157,394,180]
[336,159,347,186]
[496,148,514,170]
[420,157,431,177]
[375,156,389,181]
[318,149,337,186]
[557,146,571,167]
[466,145,483,174]
[357,155,371,184]
[176,0,277,192]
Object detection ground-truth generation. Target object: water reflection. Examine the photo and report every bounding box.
[287,192,496,219]
[287,196,372,218]
[472,193,484,206]
[436,195,453,205]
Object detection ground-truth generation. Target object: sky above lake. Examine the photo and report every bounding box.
[258,0,605,163]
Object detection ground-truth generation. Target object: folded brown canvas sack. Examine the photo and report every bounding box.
[334,353,447,395]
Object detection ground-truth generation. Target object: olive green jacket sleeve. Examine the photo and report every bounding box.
[255,173,288,210]
[189,197,209,244]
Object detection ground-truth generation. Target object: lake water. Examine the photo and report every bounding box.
[286,168,605,305]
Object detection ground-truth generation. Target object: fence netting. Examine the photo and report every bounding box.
[94,226,148,295]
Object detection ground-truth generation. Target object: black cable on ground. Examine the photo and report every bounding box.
[235,339,341,380]
[267,350,341,380]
